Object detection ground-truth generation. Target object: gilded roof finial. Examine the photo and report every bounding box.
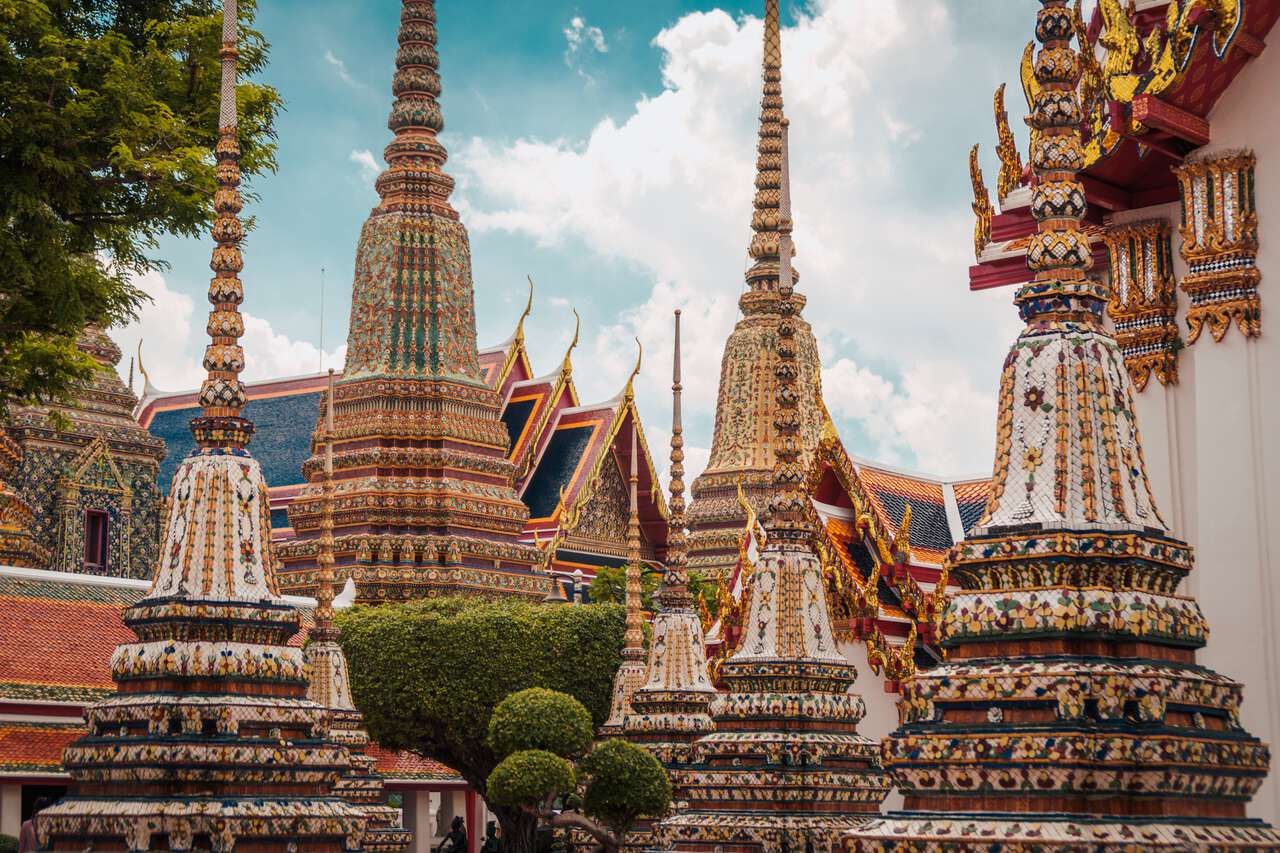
[191,0,252,450]
[516,276,535,345]
[993,83,1024,200]
[315,368,337,631]
[745,0,794,293]
[561,308,581,376]
[623,337,642,400]
[377,0,457,219]
[970,144,993,261]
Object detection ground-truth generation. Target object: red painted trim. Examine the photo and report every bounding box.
[466,788,481,853]
[969,256,1030,291]
[0,702,85,718]
[1132,95,1210,147]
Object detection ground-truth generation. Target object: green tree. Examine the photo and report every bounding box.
[486,689,670,853]
[336,598,629,853]
[0,0,281,411]
[589,565,720,622]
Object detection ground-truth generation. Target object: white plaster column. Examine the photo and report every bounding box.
[402,789,433,853]
[0,783,21,838]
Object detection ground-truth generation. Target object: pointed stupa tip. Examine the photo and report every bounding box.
[191,0,252,451]
[746,0,792,292]
[377,0,457,218]
[660,308,691,602]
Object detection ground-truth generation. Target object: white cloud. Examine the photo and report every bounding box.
[564,16,608,81]
[324,50,365,90]
[454,0,1018,478]
[349,149,381,184]
[112,271,345,395]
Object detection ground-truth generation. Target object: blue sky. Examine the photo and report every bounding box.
[119,0,1069,481]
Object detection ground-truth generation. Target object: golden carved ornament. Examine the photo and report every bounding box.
[993,84,1024,200]
[970,144,993,261]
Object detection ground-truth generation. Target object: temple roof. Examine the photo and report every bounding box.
[0,564,462,785]
[969,0,1280,291]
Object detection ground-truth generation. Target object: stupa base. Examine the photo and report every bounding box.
[661,810,876,853]
[845,813,1280,852]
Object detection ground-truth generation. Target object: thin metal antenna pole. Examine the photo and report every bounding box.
[319,266,326,372]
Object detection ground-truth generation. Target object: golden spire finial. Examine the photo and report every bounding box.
[191,0,252,450]
[315,368,337,630]
[658,309,692,605]
[745,0,793,292]
[516,276,534,344]
[622,417,645,654]
[993,83,1024,199]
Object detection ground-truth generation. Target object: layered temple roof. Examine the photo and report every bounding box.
[0,565,459,790]
[138,307,670,597]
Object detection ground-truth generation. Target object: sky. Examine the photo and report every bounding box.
[114,0,1083,485]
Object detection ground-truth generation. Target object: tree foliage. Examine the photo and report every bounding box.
[488,688,594,759]
[484,689,671,853]
[589,565,720,621]
[488,749,577,809]
[336,597,626,853]
[578,739,671,834]
[0,0,281,410]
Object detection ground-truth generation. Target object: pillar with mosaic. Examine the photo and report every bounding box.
[276,0,545,603]
[847,2,1279,849]
[34,2,367,848]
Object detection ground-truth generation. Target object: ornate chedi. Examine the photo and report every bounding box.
[36,4,367,848]
[6,328,164,578]
[660,30,890,846]
[278,0,543,602]
[847,4,1279,849]
[308,371,414,852]
[1104,219,1180,390]
[0,432,49,568]
[1175,150,1261,344]
[621,310,718,848]
[686,0,822,581]
[600,419,650,737]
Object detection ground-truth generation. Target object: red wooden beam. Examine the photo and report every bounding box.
[1080,174,1133,212]
[1236,28,1267,57]
[1133,94,1211,147]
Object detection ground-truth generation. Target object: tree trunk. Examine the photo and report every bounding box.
[493,804,539,853]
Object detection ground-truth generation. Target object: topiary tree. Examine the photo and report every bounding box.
[486,689,671,853]
[337,597,629,853]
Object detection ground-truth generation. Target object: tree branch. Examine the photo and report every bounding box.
[521,806,617,853]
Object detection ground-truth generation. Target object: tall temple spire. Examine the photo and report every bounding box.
[849,3,1278,847]
[660,9,889,849]
[600,412,649,736]
[38,3,367,848]
[279,0,543,601]
[192,0,252,449]
[746,0,792,293]
[687,0,823,579]
[623,310,716,851]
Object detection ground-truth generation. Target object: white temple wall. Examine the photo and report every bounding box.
[0,783,20,838]
[840,639,904,811]
[1108,37,1280,822]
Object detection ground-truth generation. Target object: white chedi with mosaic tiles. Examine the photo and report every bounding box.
[977,325,1167,534]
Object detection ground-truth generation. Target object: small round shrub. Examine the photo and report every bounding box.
[0,834,18,853]
[488,688,594,758]
[487,749,577,808]
[579,738,672,830]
